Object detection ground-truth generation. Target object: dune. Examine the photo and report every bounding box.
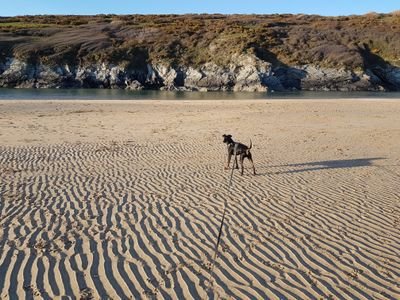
[0,99,399,299]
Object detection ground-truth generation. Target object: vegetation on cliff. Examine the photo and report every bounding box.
[0,13,399,69]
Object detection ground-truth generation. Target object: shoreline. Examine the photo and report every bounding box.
[1,97,400,103]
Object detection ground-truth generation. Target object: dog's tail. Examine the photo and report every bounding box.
[249,139,252,150]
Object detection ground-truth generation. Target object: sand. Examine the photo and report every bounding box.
[0,99,399,299]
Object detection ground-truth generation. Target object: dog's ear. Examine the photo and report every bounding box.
[227,134,232,138]
[222,134,226,137]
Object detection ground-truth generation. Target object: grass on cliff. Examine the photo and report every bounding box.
[0,13,399,68]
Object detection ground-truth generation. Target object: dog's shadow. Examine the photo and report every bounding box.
[255,157,386,175]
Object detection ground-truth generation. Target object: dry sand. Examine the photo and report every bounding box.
[0,99,399,299]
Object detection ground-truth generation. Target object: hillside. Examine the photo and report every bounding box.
[0,13,399,91]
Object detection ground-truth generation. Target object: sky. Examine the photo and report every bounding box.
[0,0,399,17]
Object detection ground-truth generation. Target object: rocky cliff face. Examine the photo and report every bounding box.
[1,14,399,91]
[1,54,399,91]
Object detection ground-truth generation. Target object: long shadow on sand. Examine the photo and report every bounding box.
[258,157,386,175]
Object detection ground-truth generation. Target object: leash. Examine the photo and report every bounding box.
[207,143,238,291]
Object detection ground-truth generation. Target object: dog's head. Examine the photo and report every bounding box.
[222,134,233,144]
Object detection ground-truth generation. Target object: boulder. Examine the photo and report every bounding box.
[125,80,144,90]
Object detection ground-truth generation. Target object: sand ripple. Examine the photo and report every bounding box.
[0,141,399,299]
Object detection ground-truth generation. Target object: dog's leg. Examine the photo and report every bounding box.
[248,152,256,175]
[234,156,239,169]
[225,153,232,170]
[240,155,245,175]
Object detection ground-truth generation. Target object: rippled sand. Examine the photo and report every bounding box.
[0,99,399,299]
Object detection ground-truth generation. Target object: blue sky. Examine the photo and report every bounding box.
[1,0,399,17]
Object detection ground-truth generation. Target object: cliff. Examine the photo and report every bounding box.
[0,13,399,91]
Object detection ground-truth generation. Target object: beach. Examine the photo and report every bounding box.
[0,99,399,299]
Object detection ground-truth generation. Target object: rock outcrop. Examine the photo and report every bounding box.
[1,13,399,91]
[0,55,399,91]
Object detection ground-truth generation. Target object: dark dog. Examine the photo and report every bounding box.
[222,134,256,175]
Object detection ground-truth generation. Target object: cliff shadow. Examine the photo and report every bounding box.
[358,43,399,91]
[251,45,307,91]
